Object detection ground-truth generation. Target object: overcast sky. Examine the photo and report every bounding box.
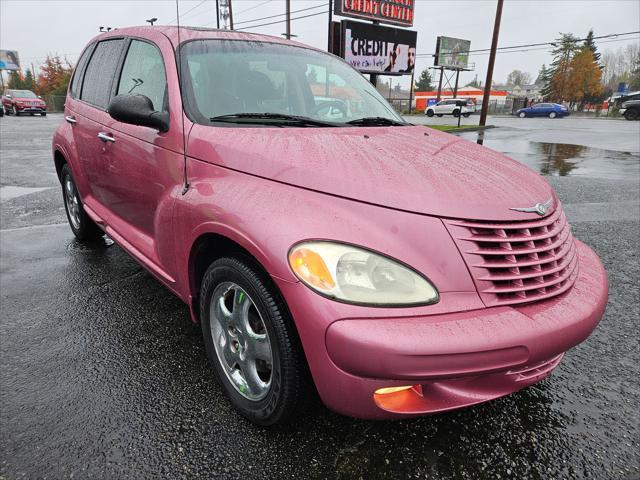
[1,0,638,89]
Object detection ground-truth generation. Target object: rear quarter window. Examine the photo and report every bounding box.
[80,39,125,109]
[69,44,95,99]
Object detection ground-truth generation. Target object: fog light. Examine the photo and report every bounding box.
[374,385,414,395]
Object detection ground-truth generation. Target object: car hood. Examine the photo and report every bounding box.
[187,124,555,221]
[14,97,44,102]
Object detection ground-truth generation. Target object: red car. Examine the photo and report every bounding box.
[2,89,47,116]
[52,27,608,426]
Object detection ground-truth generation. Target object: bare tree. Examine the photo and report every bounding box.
[506,70,533,86]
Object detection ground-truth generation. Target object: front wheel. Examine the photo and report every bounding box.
[200,257,309,426]
[453,109,460,118]
[60,164,103,241]
[549,111,557,118]
[624,109,638,120]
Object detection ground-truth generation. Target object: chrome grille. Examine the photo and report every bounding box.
[445,204,579,306]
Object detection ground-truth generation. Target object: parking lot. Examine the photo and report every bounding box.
[1,113,639,479]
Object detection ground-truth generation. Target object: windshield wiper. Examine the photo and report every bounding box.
[209,113,340,127]
[346,117,407,126]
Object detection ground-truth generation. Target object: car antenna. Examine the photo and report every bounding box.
[176,0,190,195]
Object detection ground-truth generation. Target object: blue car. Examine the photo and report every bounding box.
[516,102,569,118]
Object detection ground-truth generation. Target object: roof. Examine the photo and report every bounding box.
[91,25,313,51]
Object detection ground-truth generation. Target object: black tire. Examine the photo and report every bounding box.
[200,256,309,426]
[453,109,460,118]
[436,114,443,117]
[60,164,103,241]
[624,109,638,121]
[463,112,471,118]
[549,111,557,119]
[426,110,434,117]
[41,112,46,116]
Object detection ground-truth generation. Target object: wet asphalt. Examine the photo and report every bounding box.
[1,114,639,479]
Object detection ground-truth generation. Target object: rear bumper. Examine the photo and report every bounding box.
[281,240,607,419]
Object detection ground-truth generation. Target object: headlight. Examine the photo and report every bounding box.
[288,241,439,306]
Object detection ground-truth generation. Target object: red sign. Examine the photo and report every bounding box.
[334,0,414,27]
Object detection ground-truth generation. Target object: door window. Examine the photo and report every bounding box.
[117,40,168,112]
[69,44,94,99]
[81,39,125,109]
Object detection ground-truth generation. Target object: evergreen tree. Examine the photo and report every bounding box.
[535,64,549,86]
[23,69,35,91]
[414,68,433,91]
[541,33,581,101]
[7,70,25,89]
[582,29,601,66]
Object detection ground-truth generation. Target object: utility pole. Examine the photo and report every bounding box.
[216,0,220,28]
[327,0,333,52]
[228,0,234,30]
[479,0,503,127]
[285,0,291,39]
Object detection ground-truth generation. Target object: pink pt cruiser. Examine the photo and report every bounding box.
[52,27,608,426]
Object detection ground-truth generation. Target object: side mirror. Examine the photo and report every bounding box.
[38,95,42,99]
[107,94,169,132]
[6,94,12,98]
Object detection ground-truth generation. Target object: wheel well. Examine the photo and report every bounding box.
[54,150,66,183]
[188,233,272,321]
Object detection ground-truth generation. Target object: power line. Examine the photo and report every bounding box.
[464,36,640,57]
[235,9,327,31]
[235,0,273,16]
[416,30,640,57]
[206,2,325,27]
[167,0,208,25]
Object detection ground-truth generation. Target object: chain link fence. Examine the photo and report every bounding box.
[41,95,66,112]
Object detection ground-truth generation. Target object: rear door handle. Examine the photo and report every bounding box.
[65,115,77,124]
[97,132,115,143]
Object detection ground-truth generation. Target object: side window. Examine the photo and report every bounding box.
[117,40,167,112]
[69,44,94,99]
[81,39,125,109]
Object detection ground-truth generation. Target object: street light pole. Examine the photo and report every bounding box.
[479,0,504,127]
[216,0,220,29]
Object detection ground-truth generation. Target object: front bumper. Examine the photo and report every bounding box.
[277,240,607,419]
[619,108,627,115]
[15,105,46,113]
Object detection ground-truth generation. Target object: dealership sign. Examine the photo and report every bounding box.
[341,20,417,75]
[434,37,471,69]
[0,50,20,71]
[334,0,414,27]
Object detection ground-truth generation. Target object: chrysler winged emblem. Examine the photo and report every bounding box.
[509,198,553,216]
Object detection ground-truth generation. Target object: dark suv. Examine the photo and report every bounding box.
[620,99,640,120]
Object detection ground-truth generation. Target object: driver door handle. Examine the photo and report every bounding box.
[65,115,77,124]
[97,132,115,143]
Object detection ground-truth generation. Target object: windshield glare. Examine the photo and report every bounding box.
[182,40,404,125]
[9,90,37,98]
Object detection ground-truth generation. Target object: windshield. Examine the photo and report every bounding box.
[181,40,405,126]
[9,90,37,98]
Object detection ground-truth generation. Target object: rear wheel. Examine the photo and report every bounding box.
[426,110,434,117]
[60,164,103,241]
[436,114,443,117]
[200,257,309,426]
[549,111,557,118]
[624,109,638,120]
[463,112,471,118]
[519,112,526,118]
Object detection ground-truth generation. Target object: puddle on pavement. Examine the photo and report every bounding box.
[0,186,53,201]
[460,134,640,180]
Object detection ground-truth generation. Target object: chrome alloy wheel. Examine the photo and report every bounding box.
[64,176,81,230]
[209,282,273,401]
